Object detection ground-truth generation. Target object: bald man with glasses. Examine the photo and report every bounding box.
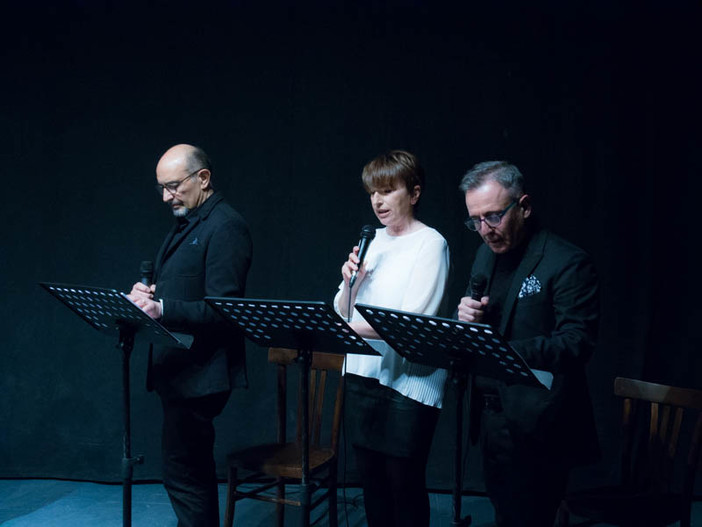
[129,144,252,526]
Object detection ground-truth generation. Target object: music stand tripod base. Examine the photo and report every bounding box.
[41,282,191,527]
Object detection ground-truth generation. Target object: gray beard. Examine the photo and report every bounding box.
[172,207,190,217]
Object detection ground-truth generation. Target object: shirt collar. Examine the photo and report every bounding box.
[181,191,222,223]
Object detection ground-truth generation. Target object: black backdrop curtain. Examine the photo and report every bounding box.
[1,0,700,493]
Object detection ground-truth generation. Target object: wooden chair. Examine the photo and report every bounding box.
[557,376,702,527]
[223,347,345,527]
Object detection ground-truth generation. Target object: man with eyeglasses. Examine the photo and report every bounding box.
[128,144,252,526]
[456,161,599,527]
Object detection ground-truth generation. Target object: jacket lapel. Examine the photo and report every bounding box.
[154,224,178,278]
[154,217,201,279]
[152,193,222,280]
[498,229,548,335]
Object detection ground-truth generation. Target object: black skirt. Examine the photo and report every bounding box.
[344,373,440,459]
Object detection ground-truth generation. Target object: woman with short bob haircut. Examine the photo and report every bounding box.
[334,150,450,527]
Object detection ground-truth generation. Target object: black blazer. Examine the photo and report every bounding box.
[469,227,600,467]
[148,193,253,400]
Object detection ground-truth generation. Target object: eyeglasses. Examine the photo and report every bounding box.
[464,200,518,231]
[155,168,204,196]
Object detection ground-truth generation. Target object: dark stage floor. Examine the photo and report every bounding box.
[0,479,699,526]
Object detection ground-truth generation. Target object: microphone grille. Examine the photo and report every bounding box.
[470,274,487,297]
[360,225,376,240]
[140,260,154,274]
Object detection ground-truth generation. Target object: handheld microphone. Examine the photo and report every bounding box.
[349,225,376,289]
[140,260,154,286]
[470,274,487,301]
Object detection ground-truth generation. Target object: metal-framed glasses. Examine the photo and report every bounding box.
[464,200,518,231]
[155,168,204,196]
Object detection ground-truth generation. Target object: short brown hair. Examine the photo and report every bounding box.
[361,150,425,200]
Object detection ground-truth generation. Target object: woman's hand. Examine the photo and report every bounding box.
[341,245,367,289]
[338,245,366,320]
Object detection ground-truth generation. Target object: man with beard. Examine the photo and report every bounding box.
[129,144,252,526]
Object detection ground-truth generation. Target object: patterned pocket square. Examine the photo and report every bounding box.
[519,275,542,298]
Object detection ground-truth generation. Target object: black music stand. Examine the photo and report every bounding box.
[205,297,377,527]
[355,303,545,527]
[40,282,192,527]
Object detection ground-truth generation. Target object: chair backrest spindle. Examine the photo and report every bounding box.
[267,347,345,452]
[614,377,702,499]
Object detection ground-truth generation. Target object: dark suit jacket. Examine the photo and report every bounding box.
[469,227,600,467]
[148,192,253,401]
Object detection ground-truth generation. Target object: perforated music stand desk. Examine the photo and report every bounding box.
[40,282,192,527]
[205,297,377,527]
[355,303,545,527]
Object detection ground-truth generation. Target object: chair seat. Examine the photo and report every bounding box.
[224,349,344,527]
[229,442,336,479]
[564,487,684,525]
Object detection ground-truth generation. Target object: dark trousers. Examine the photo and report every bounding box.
[354,446,432,527]
[161,391,230,527]
[481,403,569,527]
